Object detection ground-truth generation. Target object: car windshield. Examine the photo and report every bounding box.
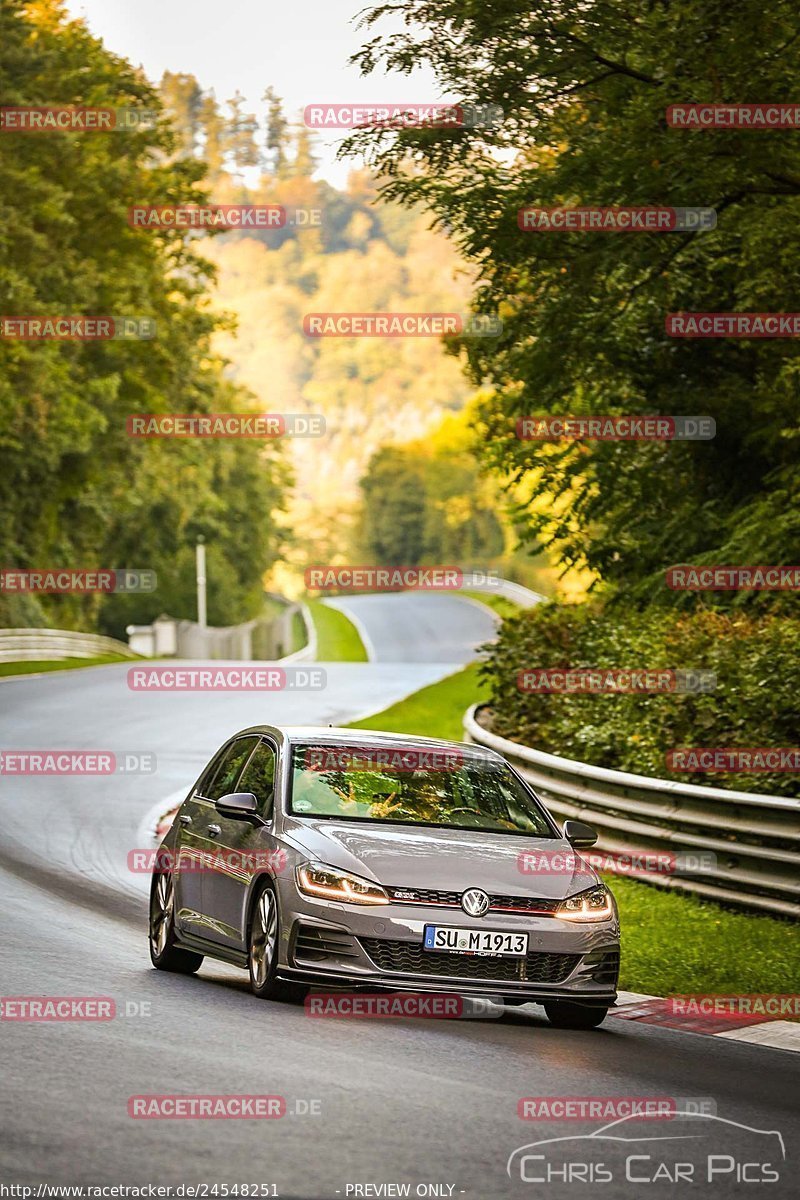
[289,742,557,837]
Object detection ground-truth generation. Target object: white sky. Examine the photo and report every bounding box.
[64,0,439,186]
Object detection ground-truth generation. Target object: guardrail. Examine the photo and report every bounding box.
[458,572,545,608]
[464,704,800,919]
[0,627,138,663]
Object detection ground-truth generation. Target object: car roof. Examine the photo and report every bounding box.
[240,725,503,760]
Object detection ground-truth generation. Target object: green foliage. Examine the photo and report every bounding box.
[481,603,800,795]
[359,428,505,566]
[349,662,489,743]
[346,0,800,605]
[0,0,289,638]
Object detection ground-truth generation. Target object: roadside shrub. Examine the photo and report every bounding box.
[480,603,800,796]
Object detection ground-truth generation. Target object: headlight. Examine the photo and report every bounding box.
[296,862,389,905]
[556,885,613,922]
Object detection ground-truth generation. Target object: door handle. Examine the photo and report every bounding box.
[207,824,221,837]
[179,814,192,826]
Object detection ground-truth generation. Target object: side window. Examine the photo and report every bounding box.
[205,737,259,802]
[238,741,277,817]
[194,746,228,799]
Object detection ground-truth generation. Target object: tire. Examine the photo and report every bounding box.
[149,869,203,974]
[248,882,308,1003]
[544,1001,609,1029]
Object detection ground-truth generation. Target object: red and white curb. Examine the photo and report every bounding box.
[612,991,800,1053]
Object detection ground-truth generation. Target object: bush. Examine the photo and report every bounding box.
[480,603,800,796]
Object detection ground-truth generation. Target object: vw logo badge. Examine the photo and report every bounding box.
[461,888,490,918]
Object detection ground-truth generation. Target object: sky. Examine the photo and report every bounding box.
[64,0,439,186]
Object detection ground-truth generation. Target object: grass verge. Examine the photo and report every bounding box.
[348,663,798,997]
[460,590,521,622]
[0,655,133,678]
[307,598,368,661]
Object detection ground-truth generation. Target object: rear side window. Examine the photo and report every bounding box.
[205,737,259,801]
[238,741,277,817]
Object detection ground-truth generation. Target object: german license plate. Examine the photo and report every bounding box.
[423,925,528,957]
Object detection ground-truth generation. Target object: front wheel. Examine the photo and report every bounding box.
[149,869,203,974]
[544,1001,609,1029]
[248,883,307,1003]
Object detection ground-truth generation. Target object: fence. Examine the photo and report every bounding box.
[126,603,312,661]
[463,704,800,918]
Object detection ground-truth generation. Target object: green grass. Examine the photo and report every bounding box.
[349,662,489,742]
[289,610,307,655]
[307,598,368,661]
[607,874,799,998]
[348,662,798,997]
[460,590,521,621]
[0,655,133,677]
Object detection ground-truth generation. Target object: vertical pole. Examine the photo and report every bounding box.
[196,537,207,628]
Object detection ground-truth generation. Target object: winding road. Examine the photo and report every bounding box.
[0,593,797,1197]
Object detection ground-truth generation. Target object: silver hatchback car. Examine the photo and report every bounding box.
[150,726,620,1028]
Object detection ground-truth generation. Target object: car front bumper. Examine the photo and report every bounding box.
[275,887,620,1004]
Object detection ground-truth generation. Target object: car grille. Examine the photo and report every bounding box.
[385,886,561,915]
[359,938,579,984]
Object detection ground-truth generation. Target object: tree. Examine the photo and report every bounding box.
[226,89,260,174]
[360,448,428,563]
[0,0,289,635]
[198,90,227,181]
[262,87,290,178]
[345,0,800,607]
[160,71,203,158]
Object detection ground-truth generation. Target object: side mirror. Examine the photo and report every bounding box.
[563,819,598,849]
[215,791,258,818]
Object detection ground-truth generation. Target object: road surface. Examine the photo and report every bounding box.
[0,595,797,1197]
[322,592,498,662]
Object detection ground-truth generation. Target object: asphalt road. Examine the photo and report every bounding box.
[322,592,498,661]
[1,596,798,1197]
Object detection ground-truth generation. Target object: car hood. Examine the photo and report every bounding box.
[280,816,598,899]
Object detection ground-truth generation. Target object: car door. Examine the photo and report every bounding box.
[180,735,259,941]
[171,744,228,937]
[202,737,279,950]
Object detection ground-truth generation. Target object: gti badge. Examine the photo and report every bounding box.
[461,888,490,917]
